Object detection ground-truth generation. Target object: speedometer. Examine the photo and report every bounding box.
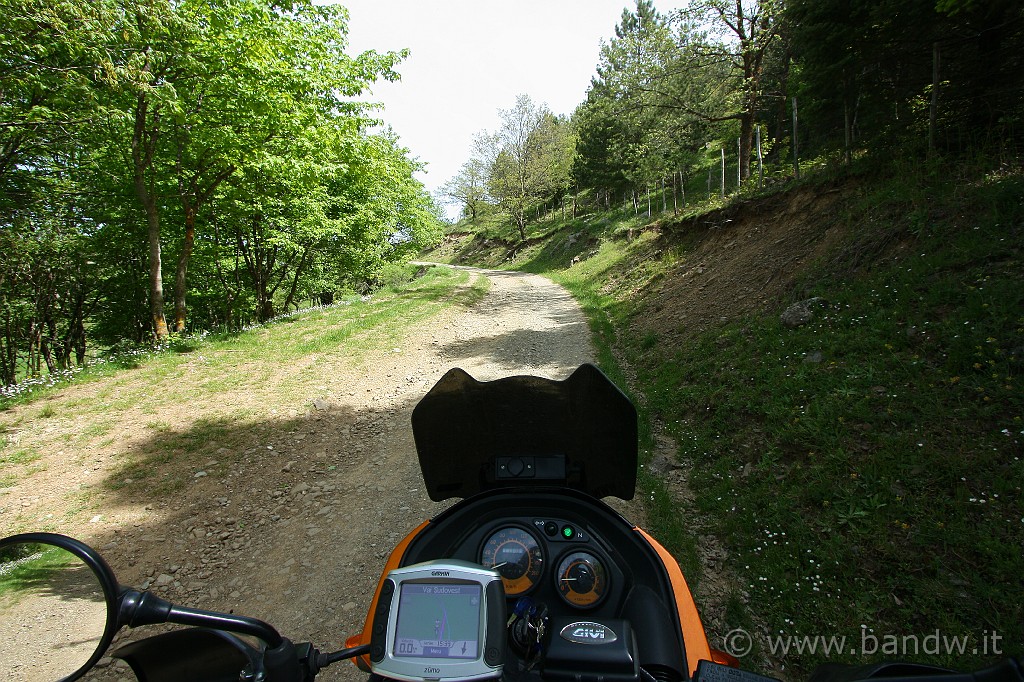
[479,527,544,596]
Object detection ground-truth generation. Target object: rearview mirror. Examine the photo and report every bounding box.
[0,533,120,681]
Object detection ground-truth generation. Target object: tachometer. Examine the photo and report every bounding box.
[480,527,544,596]
[555,551,607,608]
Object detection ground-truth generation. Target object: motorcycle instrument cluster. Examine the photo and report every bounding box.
[480,526,545,596]
[479,524,610,610]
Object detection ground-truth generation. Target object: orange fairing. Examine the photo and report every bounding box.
[346,519,431,671]
[634,527,712,678]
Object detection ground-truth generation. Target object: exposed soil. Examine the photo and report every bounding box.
[1,266,647,681]
[622,185,856,345]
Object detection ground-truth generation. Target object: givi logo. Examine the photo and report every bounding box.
[559,621,618,645]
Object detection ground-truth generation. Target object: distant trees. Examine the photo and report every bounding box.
[484,95,574,240]
[444,0,1022,230]
[0,0,441,384]
[442,156,488,222]
[444,94,574,240]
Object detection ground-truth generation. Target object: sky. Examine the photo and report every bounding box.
[339,0,686,218]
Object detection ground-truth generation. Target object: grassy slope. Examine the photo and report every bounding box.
[427,165,1023,676]
[0,266,487,503]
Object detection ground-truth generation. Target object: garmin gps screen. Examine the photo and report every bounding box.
[393,583,482,659]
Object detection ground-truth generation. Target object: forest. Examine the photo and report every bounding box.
[444,0,1023,229]
[0,0,442,386]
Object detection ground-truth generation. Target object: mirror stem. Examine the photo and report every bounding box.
[118,589,284,648]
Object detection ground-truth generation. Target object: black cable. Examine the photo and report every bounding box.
[318,644,371,667]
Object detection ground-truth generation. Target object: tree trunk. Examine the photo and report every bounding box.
[145,202,168,340]
[131,89,168,342]
[929,41,940,156]
[792,97,800,180]
[172,205,195,333]
[282,247,311,312]
[171,163,233,334]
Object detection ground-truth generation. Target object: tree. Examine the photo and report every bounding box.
[483,95,573,240]
[0,0,143,374]
[0,0,441,380]
[442,156,488,222]
[210,121,440,323]
[119,0,408,338]
[579,1,731,197]
[668,0,784,181]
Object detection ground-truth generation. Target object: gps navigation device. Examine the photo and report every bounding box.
[369,559,506,682]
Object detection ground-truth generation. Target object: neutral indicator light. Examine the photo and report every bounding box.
[561,525,574,539]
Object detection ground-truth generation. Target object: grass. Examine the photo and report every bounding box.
[629,172,1024,673]
[0,544,83,603]
[1,265,474,409]
[0,264,484,529]
[431,161,1023,675]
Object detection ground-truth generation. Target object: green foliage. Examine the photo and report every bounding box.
[477,95,576,240]
[0,0,441,386]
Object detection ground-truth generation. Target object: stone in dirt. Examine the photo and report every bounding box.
[780,297,826,328]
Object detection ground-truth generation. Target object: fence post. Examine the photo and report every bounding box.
[792,96,801,181]
[737,138,741,191]
[720,147,726,199]
[929,41,940,156]
[756,124,764,188]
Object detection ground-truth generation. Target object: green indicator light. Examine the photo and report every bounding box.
[562,525,574,539]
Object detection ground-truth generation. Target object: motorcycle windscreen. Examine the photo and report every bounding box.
[412,363,638,501]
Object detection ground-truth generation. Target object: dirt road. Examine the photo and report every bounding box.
[4,266,645,681]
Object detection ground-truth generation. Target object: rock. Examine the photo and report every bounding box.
[155,573,174,586]
[312,399,330,411]
[194,471,208,479]
[647,452,680,475]
[780,297,825,328]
